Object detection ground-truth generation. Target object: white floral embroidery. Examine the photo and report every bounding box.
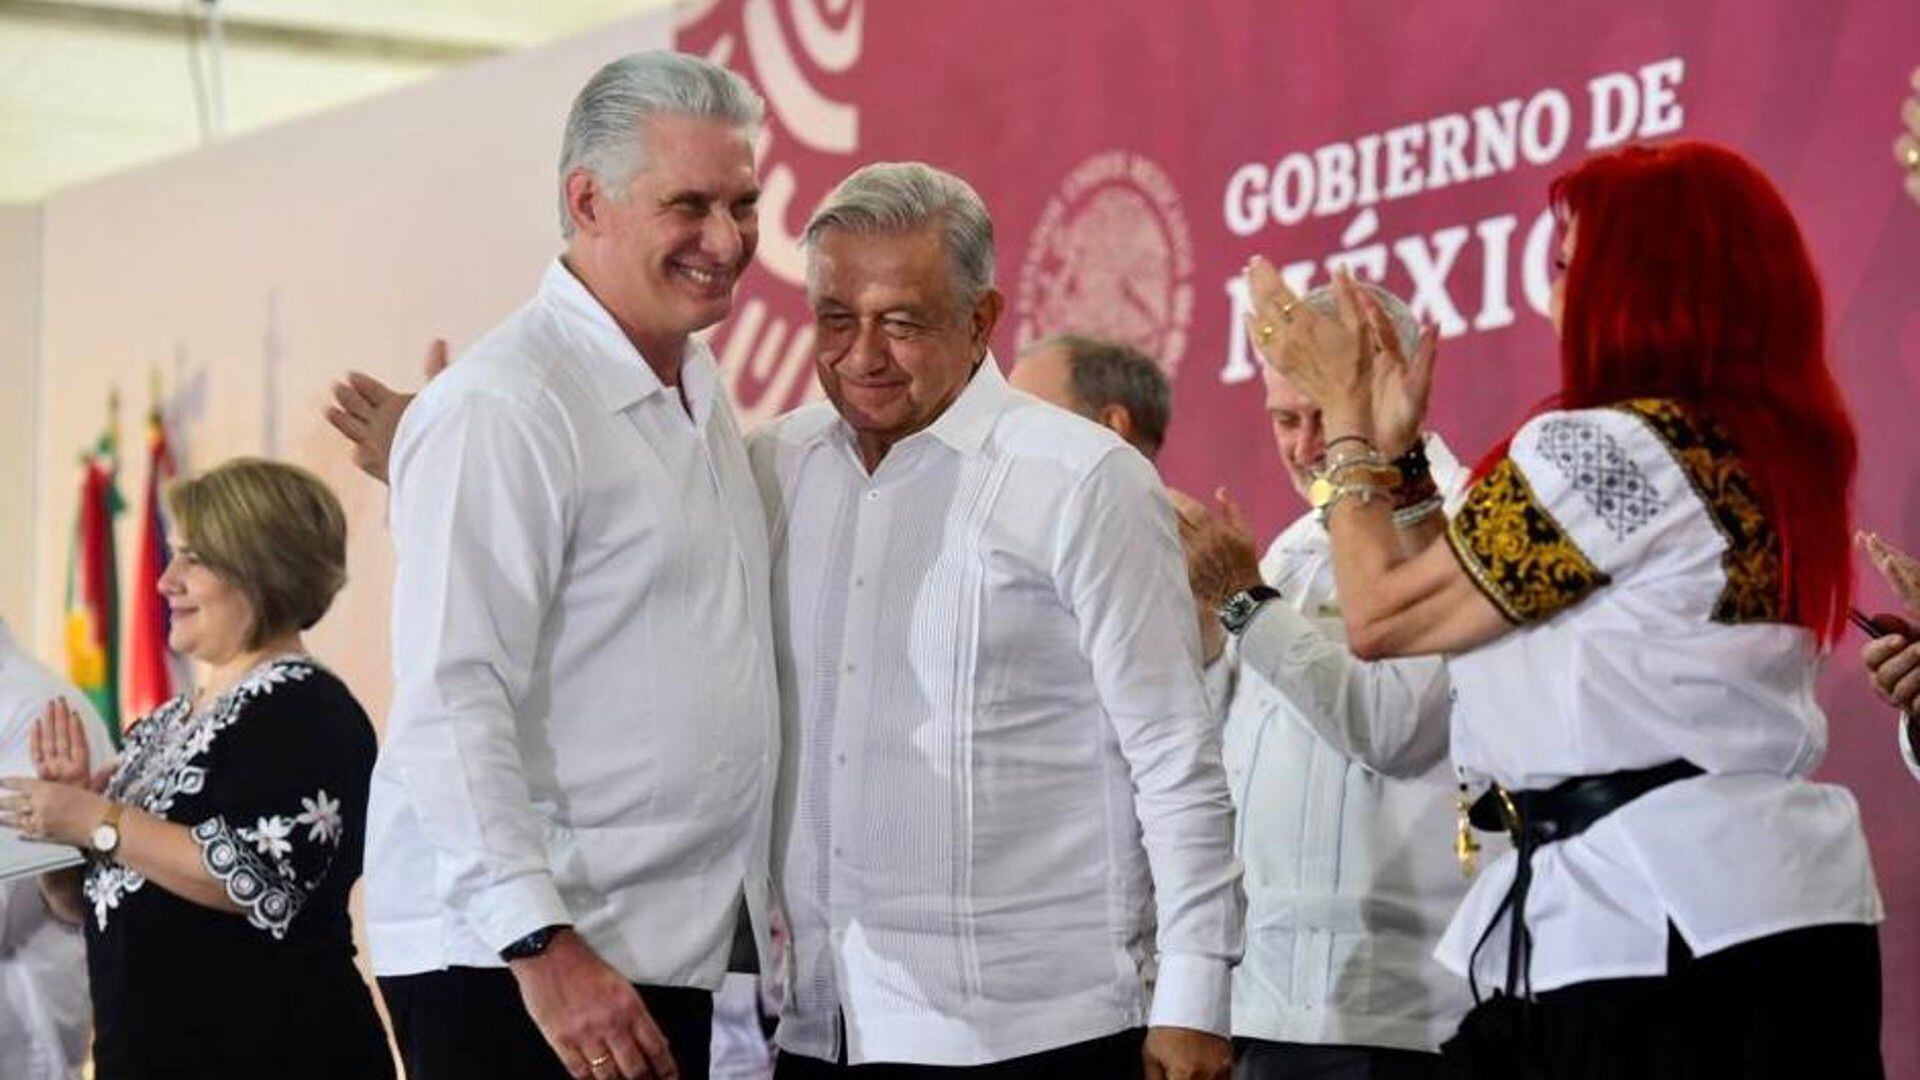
[85,863,145,930]
[296,790,343,845]
[240,815,295,861]
[193,817,304,940]
[84,656,320,932]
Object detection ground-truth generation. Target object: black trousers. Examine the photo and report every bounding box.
[379,966,713,1080]
[774,1028,1146,1079]
[1441,922,1883,1080]
[1233,1038,1446,1080]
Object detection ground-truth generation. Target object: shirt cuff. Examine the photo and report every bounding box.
[1147,951,1232,1036]
[468,871,572,954]
[1233,598,1314,688]
[1901,714,1920,785]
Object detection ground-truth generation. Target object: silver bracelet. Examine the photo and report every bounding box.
[1392,494,1444,529]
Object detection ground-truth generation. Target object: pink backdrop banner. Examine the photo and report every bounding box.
[674,0,1920,1071]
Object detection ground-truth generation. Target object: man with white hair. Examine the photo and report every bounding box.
[1174,284,1478,1079]
[366,52,778,1080]
[749,162,1242,1079]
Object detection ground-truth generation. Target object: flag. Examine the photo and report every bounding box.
[126,408,181,721]
[65,428,124,743]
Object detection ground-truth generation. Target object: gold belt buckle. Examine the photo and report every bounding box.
[1494,787,1522,836]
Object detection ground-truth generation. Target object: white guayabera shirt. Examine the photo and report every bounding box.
[1209,435,1479,1054]
[368,260,781,989]
[1438,400,1882,993]
[750,359,1244,1067]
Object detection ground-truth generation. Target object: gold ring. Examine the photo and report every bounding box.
[1256,322,1276,343]
[587,1055,611,1069]
[1280,300,1301,322]
[1904,142,1920,171]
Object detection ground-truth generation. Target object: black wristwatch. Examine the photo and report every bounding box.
[499,923,570,963]
[1218,585,1282,637]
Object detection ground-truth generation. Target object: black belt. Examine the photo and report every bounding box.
[1466,759,1704,1002]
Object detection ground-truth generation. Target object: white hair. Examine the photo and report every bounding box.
[1302,280,1421,357]
[557,51,764,238]
[803,162,995,310]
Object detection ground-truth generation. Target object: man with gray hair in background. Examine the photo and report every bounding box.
[1175,283,1479,1079]
[365,52,778,1080]
[1008,334,1173,461]
[749,162,1241,1080]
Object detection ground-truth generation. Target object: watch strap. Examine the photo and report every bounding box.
[499,923,570,963]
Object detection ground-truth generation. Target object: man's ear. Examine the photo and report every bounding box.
[968,288,1006,354]
[563,168,604,237]
[1098,403,1138,447]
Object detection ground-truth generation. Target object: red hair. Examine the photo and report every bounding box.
[1479,141,1855,642]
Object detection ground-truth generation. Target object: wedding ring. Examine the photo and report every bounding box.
[587,1054,611,1069]
[1280,300,1301,322]
[1903,142,1920,171]
[1256,322,1276,343]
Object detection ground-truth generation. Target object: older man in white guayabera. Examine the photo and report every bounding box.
[356,51,779,1080]
[1173,282,1482,1080]
[748,162,1242,1080]
[0,617,111,1080]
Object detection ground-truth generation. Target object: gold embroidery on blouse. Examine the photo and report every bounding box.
[1446,457,1609,624]
[1611,399,1783,623]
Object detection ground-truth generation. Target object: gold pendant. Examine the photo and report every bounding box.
[1454,787,1481,877]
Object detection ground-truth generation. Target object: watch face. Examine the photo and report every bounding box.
[91,823,119,854]
[1220,594,1254,633]
[1308,475,1336,509]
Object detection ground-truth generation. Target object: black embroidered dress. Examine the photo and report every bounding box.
[83,655,393,1079]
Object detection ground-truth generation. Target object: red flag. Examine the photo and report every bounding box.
[126,410,180,720]
[65,431,122,740]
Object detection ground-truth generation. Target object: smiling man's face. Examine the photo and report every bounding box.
[808,224,999,464]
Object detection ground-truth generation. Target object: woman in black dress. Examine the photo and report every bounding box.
[0,457,392,1079]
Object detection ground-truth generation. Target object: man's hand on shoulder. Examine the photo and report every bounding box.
[1143,1025,1231,1080]
[509,928,678,1080]
[324,337,449,484]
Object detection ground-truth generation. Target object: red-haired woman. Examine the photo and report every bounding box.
[1246,140,1882,1078]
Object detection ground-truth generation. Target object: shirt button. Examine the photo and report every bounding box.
[866,490,880,501]
[854,576,865,588]
[836,753,848,766]
[844,662,856,674]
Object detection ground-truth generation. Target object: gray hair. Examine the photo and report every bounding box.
[803,162,995,311]
[1035,334,1173,459]
[1300,280,1420,357]
[557,51,764,238]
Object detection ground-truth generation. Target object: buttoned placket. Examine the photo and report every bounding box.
[820,440,903,1052]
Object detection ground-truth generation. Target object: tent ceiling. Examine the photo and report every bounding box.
[0,0,678,202]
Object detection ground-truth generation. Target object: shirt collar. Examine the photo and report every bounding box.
[835,352,1007,459]
[538,258,719,422]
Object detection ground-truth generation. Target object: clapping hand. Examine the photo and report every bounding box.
[1169,488,1264,664]
[325,337,449,484]
[31,698,94,787]
[0,699,106,845]
[1243,259,1437,457]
